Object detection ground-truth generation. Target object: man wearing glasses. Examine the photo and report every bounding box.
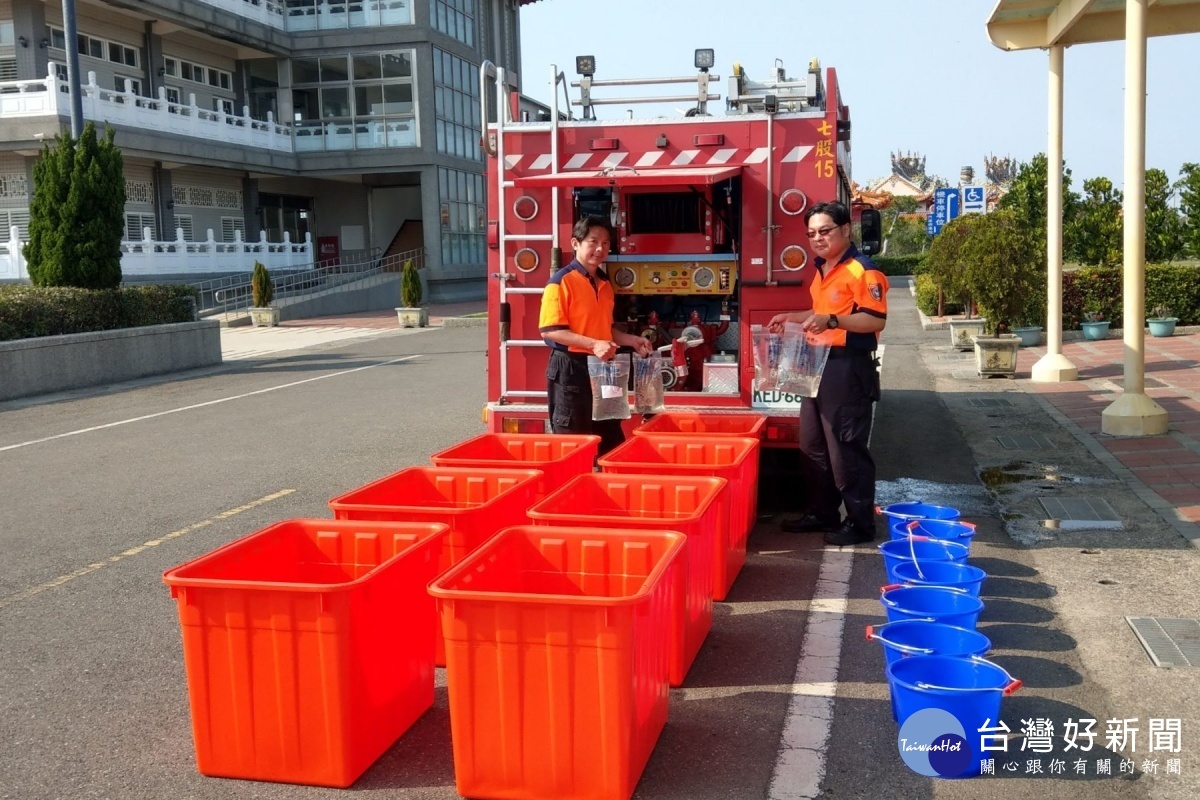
[768,201,888,546]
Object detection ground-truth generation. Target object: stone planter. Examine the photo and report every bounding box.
[1081,321,1110,341]
[249,307,280,327]
[396,307,428,328]
[973,334,1021,378]
[1011,326,1043,347]
[1148,317,1178,337]
[949,318,987,351]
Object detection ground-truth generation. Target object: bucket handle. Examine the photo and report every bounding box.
[877,502,926,520]
[908,519,977,536]
[885,581,969,595]
[914,656,1023,696]
[906,528,928,580]
[865,624,936,655]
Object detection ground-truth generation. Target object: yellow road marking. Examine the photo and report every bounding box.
[0,489,295,611]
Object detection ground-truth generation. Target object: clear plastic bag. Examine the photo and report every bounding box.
[588,355,631,421]
[777,322,833,397]
[751,325,782,392]
[632,354,666,414]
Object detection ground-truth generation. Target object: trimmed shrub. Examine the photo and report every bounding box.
[1063,263,1200,329]
[872,254,928,276]
[401,259,422,307]
[0,285,199,342]
[251,261,273,308]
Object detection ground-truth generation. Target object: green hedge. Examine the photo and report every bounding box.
[919,263,1200,330]
[0,284,199,342]
[872,254,928,276]
[1064,264,1200,329]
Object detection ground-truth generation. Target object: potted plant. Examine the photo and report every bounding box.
[928,215,986,350]
[1080,306,1110,341]
[248,261,280,327]
[396,259,428,328]
[1147,304,1178,338]
[958,210,1040,377]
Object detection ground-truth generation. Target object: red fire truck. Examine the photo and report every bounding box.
[481,51,879,448]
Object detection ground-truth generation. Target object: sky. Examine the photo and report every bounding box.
[518,0,1200,189]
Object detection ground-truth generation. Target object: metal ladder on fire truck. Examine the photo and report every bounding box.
[479,59,721,405]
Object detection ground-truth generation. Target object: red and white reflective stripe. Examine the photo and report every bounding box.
[501,145,812,173]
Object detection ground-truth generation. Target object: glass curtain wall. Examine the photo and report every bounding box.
[433,48,480,162]
[438,166,484,268]
[293,51,417,151]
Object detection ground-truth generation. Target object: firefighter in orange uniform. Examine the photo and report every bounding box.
[769,201,887,545]
[539,216,654,455]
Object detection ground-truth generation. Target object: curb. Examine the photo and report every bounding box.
[438,316,487,328]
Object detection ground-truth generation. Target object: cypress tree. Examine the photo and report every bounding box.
[24,122,125,289]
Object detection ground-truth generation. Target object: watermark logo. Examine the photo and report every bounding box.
[897,708,973,778]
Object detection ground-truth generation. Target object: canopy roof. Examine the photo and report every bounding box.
[986,0,1200,50]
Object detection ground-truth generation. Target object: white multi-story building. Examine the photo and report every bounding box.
[0,0,530,300]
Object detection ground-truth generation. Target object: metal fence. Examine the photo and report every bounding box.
[194,247,426,320]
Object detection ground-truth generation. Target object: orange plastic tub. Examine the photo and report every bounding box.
[430,432,599,499]
[162,519,447,788]
[527,472,726,685]
[328,466,541,665]
[429,526,683,800]
[599,434,760,601]
[635,412,767,439]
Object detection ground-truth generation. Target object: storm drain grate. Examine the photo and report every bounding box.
[939,353,975,362]
[967,398,1015,408]
[1039,497,1124,530]
[1126,617,1200,668]
[997,434,1055,450]
[952,370,977,380]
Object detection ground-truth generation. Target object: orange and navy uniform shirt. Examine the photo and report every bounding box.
[809,243,888,349]
[538,260,615,354]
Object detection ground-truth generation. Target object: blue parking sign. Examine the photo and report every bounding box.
[930,188,961,235]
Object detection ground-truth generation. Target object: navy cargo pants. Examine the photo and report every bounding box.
[546,349,625,456]
[798,352,882,533]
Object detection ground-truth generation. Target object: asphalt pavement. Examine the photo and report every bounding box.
[1,287,1198,799]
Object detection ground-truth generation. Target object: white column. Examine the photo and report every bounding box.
[1102,0,1168,435]
[1033,44,1078,383]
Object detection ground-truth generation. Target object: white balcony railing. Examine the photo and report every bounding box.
[191,0,413,31]
[1,226,314,280]
[1,67,294,153]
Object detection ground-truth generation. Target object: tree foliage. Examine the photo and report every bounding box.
[926,214,978,316]
[1145,168,1186,263]
[1068,177,1123,266]
[24,122,125,289]
[1176,163,1200,259]
[958,209,1042,336]
[996,152,1079,263]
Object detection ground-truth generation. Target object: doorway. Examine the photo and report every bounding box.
[258,194,313,244]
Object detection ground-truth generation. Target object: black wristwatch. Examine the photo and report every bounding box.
[828,314,839,329]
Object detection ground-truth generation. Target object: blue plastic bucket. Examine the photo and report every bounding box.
[897,518,978,547]
[887,655,1022,777]
[893,561,987,599]
[879,537,970,584]
[877,502,960,523]
[866,621,993,722]
[880,584,984,630]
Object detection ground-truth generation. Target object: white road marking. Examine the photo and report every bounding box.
[0,355,419,453]
[0,489,295,611]
[768,344,885,799]
[767,548,854,800]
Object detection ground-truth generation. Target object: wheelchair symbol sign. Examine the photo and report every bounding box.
[965,187,984,203]
[962,185,986,214]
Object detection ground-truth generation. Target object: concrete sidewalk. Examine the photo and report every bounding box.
[220,301,486,360]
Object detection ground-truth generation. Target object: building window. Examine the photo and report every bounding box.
[433,49,480,161]
[438,166,484,266]
[221,216,246,242]
[46,27,139,70]
[173,215,194,242]
[125,213,158,241]
[113,75,142,97]
[162,56,232,91]
[291,50,417,151]
[431,0,475,46]
[284,0,412,31]
[0,210,31,240]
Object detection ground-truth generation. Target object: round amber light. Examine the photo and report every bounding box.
[780,245,807,271]
[513,195,538,221]
[514,248,539,272]
[779,189,808,216]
